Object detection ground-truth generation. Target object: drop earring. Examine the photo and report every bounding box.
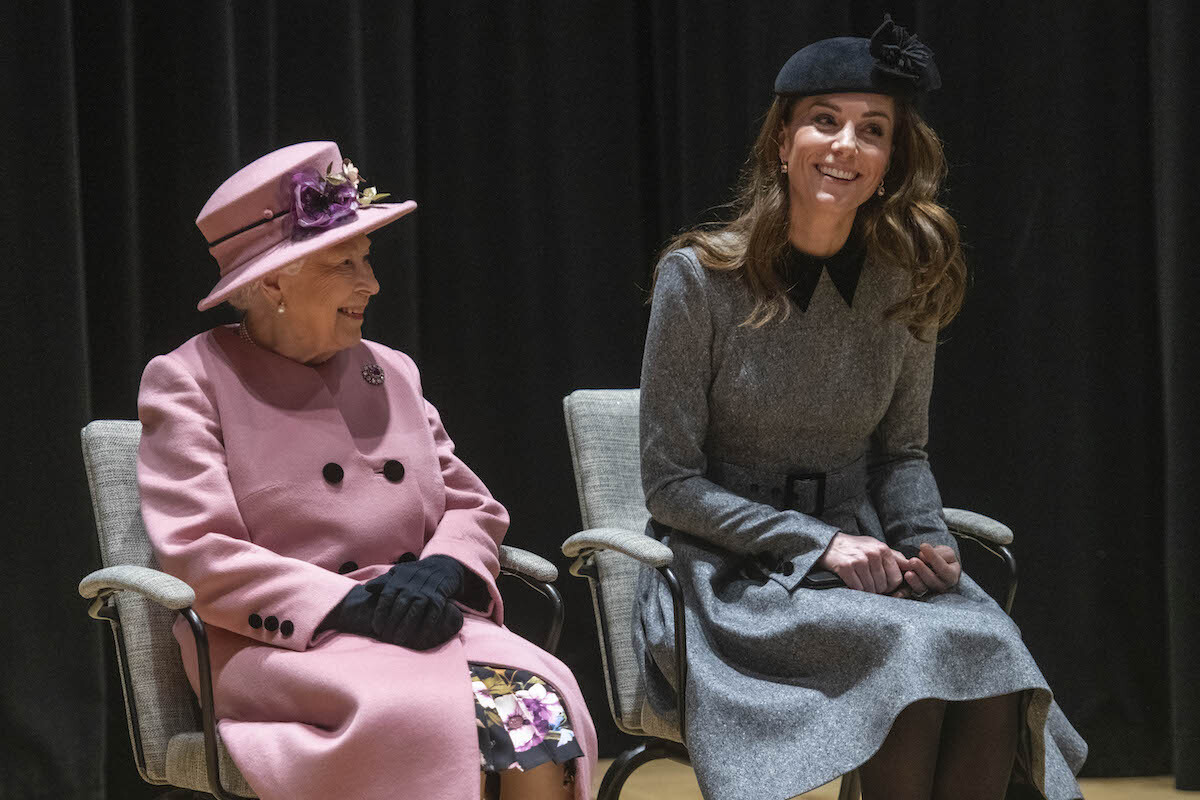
[780,161,789,174]
[276,301,286,314]
[877,182,885,197]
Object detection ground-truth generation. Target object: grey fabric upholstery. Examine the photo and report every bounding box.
[79,564,196,610]
[562,527,673,568]
[562,389,681,740]
[498,544,559,583]
[79,419,231,790]
[943,507,1014,545]
[166,733,256,797]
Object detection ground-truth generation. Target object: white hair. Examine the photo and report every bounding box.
[225,259,305,312]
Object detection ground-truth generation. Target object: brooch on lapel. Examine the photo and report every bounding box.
[361,364,385,386]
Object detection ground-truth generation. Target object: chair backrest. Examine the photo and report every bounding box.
[81,420,197,785]
[563,389,677,741]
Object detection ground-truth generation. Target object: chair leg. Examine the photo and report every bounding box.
[837,769,861,800]
[597,740,689,800]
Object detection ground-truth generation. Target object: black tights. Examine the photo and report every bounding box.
[858,693,1021,800]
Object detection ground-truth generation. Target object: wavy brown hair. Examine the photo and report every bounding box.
[654,95,966,335]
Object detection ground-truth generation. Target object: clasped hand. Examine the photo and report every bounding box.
[816,533,960,597]
[322,555,467,650]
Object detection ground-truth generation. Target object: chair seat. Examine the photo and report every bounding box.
[166,731,257,798]
[638,701,684,744]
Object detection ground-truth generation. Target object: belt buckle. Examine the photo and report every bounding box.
[783,470,826,516]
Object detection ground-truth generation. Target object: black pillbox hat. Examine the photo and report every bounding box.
[774,15,941,99]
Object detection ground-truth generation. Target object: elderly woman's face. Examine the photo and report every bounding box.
[276,235,379,356]
[778,92,895,215]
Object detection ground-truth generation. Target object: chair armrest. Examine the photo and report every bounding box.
[78,565,195,611]
[562,527,673,568]
[498,545,558,583]
[943,508,1014,546]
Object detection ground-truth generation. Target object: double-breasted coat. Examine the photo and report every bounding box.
[137,326,596,800]
[633,248,1086,800]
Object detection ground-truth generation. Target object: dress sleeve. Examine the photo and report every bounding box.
[408,362,508,626]
[866,330,960,557]
[137,354,357,650]
[640,251,840,573]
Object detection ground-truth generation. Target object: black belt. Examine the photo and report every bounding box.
[706,455,867,517]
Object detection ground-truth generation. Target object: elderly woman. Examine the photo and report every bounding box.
[633,19,1086,800]
[137,141,595,800]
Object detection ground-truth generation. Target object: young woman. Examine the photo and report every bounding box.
[633,18,1086,800]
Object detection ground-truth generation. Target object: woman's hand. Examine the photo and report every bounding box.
[317,583,378,636]
[815,532,909,594]
[365,555,467,650]
[901,543,961,596]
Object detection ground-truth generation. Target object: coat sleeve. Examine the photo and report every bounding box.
[866,329,960,558]
[402,359,508,626]
[640,251,840,573]
[137,353,357,650]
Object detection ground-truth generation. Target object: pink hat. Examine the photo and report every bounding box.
[195,141,417,311]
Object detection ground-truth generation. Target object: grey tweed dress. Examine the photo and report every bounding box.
[632,246,1087,800]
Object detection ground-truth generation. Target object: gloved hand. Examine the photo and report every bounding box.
[363,555,467,650]
[316,583,378,636]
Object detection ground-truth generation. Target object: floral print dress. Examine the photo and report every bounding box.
[470,664,584,785]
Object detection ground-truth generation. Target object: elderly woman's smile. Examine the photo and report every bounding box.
[239,234,380,365]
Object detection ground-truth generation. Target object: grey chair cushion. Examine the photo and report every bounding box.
[563,389,680,740]
[564,390,648,534]
[82,420,253,795]
[166,732,256,797]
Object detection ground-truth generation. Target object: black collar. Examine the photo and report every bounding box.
[780,235,867,312]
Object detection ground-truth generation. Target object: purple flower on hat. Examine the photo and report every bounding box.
[289,168,360,233]
[869,14,940,91]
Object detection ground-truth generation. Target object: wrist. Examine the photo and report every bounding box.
[422,555,466,596]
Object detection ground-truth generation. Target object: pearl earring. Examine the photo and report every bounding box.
[780,161,789,174]
[877,182,885,197]
[276,301,286,315]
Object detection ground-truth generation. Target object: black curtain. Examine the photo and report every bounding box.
[2,2,1195,797]
[1151,0,1200,790]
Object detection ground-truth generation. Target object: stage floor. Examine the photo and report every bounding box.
[591,760,1191,799]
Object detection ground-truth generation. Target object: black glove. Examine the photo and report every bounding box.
[316,583,378,636]
[363,555,466,650]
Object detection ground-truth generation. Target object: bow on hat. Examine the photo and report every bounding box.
[869,14,941,92]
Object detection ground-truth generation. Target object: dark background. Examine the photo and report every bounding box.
[2,1,1196,798]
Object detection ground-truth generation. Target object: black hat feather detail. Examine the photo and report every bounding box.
[869,15,941,91]
[774,15,940,99]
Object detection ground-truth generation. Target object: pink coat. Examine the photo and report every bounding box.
[137,326,596,800]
